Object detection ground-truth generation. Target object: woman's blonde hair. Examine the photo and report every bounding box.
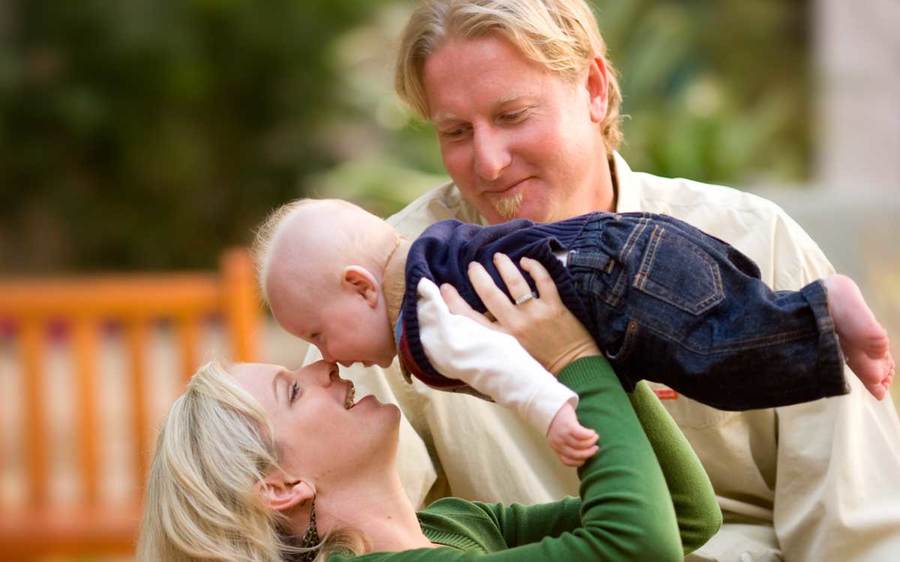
[137,361,365,562]
[395,0,623,152]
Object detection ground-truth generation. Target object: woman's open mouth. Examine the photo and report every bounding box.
[343,382,356,409]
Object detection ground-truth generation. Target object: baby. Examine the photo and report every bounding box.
[255,198,894,465]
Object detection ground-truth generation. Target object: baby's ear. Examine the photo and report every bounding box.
[342,266,380,307]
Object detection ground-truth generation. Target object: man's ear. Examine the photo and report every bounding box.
[256,473,316,513]
[342,266,381,307]
[585,56,609,124]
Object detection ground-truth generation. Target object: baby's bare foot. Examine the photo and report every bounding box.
[825,274,894,399]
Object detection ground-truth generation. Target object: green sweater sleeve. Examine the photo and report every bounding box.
[474,382,721,555]
[629,382,722,554]
[529,356,683,560]
[458,383,721,555]
[335,356,685,561]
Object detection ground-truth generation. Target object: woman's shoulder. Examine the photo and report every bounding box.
[419,496,498,525]
[327,498,505,560]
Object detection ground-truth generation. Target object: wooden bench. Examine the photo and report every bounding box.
[0,249,260,561]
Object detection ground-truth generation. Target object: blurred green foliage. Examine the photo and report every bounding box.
[0,0,810,273]
[601,0,811,183]
[0,0,379,271]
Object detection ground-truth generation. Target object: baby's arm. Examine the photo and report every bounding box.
[417,278,598,465]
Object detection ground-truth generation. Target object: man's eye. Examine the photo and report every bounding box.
[499,110,527,124]
[290,381,301,403]
[440,125,469,140]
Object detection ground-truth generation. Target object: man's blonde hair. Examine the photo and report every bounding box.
[137,361,365,562]
[395,0,623,152]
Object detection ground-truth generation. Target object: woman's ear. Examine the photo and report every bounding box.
[342,266,381,307]
[585,56,609,124]
[256,473,316,513]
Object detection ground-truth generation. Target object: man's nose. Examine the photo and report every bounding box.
[473,127,511,182]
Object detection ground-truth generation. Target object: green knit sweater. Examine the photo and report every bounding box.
[332,356,721,561]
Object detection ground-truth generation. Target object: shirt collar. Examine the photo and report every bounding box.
[612,151,642,213]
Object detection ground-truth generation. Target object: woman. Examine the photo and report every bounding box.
[137,260,720,561]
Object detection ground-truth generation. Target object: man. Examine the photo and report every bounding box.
[304,1,900,560]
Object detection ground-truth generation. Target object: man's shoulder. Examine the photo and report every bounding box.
[629,171,814,250]
[633,171,788,225]
[626,169,834,284]
[388,180,478,238]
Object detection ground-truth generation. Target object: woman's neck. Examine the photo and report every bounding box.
[317,469,435,553]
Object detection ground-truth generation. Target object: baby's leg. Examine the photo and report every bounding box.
[547,403,599,467]
[824,274,895,399]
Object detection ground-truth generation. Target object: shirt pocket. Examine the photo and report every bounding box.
[633,225,725,315]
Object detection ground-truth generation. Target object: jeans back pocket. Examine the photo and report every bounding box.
[634,225,724,315]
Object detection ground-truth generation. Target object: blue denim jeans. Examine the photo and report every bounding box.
[567,212,847,410]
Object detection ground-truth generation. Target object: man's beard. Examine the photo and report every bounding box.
[491,191,524,220]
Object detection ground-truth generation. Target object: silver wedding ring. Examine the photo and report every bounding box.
[514,291,538,305]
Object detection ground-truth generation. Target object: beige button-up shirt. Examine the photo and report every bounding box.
[304,153,900,561]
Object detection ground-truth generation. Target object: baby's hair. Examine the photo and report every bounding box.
[252,198,398,306]
[252,199,315,305]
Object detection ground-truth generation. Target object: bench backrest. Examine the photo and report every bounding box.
[0,248,260,560]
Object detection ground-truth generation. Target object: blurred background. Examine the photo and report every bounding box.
[4,0,895,379]
[0,0,848,273]
[0,0,898,559]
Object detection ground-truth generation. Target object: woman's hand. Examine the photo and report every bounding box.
[440,253,600,375]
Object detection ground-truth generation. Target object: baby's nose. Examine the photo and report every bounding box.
[315,360,338,385]
[318,346,335,363]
